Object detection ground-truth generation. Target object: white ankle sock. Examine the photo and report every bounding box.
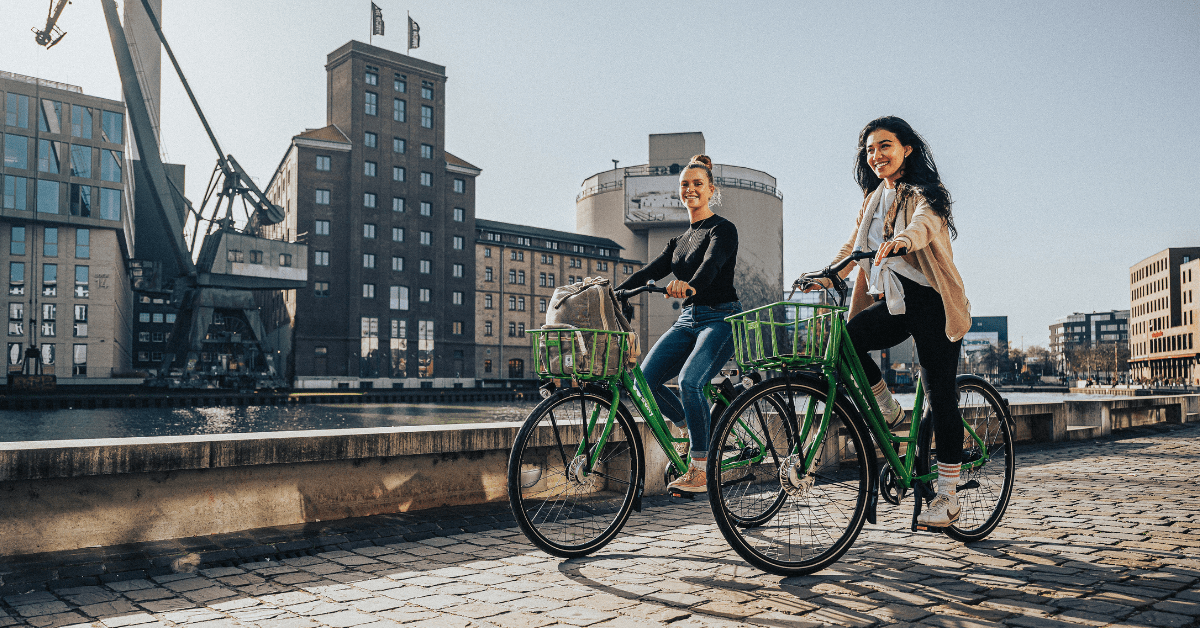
[871,380,903,423]
[937,462,961,497]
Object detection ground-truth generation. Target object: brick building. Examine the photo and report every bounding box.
[263,42,479,388]
[1128,247,1200,384]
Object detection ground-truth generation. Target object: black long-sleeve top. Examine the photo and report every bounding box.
[617,214,739,307]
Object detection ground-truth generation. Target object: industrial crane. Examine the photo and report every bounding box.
[34,0,308,389]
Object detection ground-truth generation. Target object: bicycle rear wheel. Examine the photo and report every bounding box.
[708,377,871,576]
[916,376,1015,542]
[508,387,644,558]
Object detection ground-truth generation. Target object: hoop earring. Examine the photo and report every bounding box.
[709,186,723,208]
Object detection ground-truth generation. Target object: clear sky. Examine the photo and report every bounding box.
[4,0,1199,349]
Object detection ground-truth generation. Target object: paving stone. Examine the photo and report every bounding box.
[1117,611,1193,627]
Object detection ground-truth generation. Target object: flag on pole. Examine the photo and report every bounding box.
[371,3,385,36]
[408,14,420,51]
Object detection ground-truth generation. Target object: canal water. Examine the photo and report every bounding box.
[0,392,1128,443]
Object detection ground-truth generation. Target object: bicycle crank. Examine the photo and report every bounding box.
[878,463,907,505]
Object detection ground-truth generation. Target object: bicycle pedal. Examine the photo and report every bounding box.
[668,489,697,499]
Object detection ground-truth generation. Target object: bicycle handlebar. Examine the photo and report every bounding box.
[789,248,908,300]
[614,280,694,302]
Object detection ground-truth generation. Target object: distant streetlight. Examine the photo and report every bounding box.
[612,159,619,170]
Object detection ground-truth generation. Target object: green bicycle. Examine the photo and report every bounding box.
[706,249,1015,576]
[506,282,742,558]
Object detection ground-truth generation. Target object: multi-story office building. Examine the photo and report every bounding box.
[263,42,479,388]
[1128,247,1200,384]
[576,132,784,349]
[473,219,642,383]
[2,71,134,379]
[1050,310,1130,377]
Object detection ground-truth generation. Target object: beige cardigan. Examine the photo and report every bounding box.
[831,184,971,342]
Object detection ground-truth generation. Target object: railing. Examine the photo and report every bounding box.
[576,179,623,202]
[0,70,83,94]
[577,170,784,202]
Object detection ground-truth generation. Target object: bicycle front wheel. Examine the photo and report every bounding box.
[707,377,871,576]
[507,387,644,558]
[916,376,1015,542]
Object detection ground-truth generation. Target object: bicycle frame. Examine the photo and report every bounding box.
[726,301,993,491]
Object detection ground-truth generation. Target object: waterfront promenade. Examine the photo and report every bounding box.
[1,422,1198,628]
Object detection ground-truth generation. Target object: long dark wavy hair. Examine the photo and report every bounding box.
[854,116,956,239]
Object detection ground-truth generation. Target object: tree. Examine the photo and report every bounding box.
[1025,345,1051,377]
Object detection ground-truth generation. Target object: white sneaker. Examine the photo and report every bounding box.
[917,493,960,527]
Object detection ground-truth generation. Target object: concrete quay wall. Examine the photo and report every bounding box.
[1,394,1196,557]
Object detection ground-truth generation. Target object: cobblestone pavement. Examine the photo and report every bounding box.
[1,423,1198,628]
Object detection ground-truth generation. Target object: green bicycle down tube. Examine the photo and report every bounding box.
[621,368,688,475]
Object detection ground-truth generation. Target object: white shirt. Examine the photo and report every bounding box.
[864,186,930,315]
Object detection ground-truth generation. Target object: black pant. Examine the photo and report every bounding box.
[846,275,964,464]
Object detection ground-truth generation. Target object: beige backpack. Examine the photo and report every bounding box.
[538,277,639,378]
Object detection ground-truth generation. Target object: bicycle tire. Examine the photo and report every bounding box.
[915,376,1015,542]
[707,376,872,576]
[508,387,644,558]
[710,390,790,528]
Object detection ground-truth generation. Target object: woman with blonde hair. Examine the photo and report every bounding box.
[616,154,741,493]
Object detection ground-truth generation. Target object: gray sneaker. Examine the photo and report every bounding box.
[917,493,960,527]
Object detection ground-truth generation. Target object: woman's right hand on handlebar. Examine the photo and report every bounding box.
[665,280,694,299]
[798,277,832,293]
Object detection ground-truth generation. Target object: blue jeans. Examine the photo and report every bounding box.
[640,302,740,459]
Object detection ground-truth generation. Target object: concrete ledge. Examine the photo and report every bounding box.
[1,394,1196,557]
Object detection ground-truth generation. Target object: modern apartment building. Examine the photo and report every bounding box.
[474,219,642,383]
[576,132,784,349]
[262,42,479,388]
[1050,310,1130,377]
[1128,247,1200,384]
[1,71,134,379]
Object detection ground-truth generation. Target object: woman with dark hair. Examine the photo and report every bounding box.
[807,116,970,526]
[617,154,741,493]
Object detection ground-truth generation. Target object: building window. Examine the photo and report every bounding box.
[392,227,405,242]
[509,322,516,337]
[5,135,29,170]
[363,283,376,298]
[415,201,429,216]
[392,197,405,213]
[364,224,377,239]
[364,161,377,177]
[365,68,378,85]
[422,85,433,100]
[518,271,526,285]
[539,298,547,313]
[393,137,406,153]
[452,291,463,305]
[518,297,526,311]
[420,172,432,186]
[9,303,24,337]
[37,180,60,214]
[42,303,56,337]
[453,236,464,250]
[393,99,406,122]
[484,359,492,372]
[75,266,89,298]
[38,140,61,174]
[392,256,404,271]
[69,145,92,178]
[509,269,517,284]
[71,105,92,138]
[71,344,86,376]
[6,262,24,297]
[420,144,433,159]
[3,175,28,211]
[453,207,464,222]
[484,267,493,282]
[315,155,331,171]
[393,166,405,182]
[548,273,555,288]
[41,343,55,366]
[485,248,492,258]
[420,105,433,128]
[138,331,150,342]
[315,189,330,205]
[364,192,377,208]
[394,75,406,92]
[484,294,493,309]
[365,91,378,116]
[484,321,492,336]
[452,263,463,278]
[419,259,431,274]
[315,346,328,356]
[100,109,121,143]
[390,285,409,310]
[314,251,330,266]
[364,132,377,148]
[452,321,463,335]
[315,219,330,235]
[453,179,465,194]
[6,94,30,129]
[314,281,329,297]
[509,296,517,310]
[539,273,547,287]
[10,226,25,255]
[363,253,376,269]
[419,288,431,302]
[151,332,165,343]
[152,312,164,323]
[420,231,432,245]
